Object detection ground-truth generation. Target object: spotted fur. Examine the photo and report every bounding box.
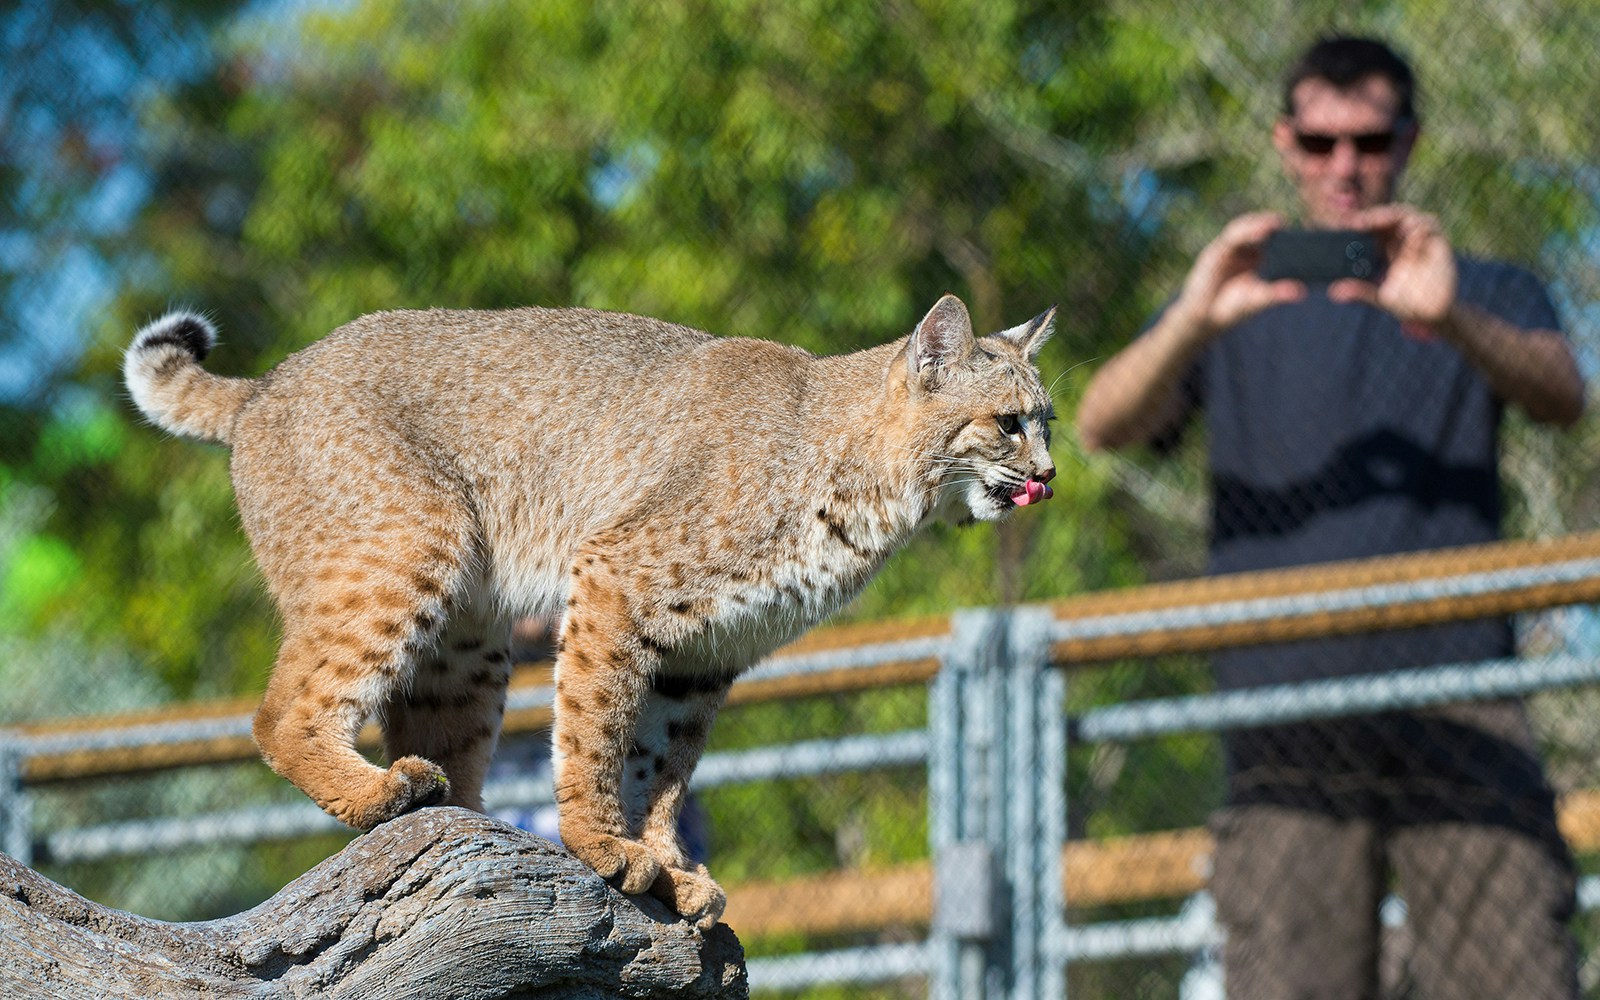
[123,295,1057,928]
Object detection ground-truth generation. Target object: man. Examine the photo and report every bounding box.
[1076,36,1584,999]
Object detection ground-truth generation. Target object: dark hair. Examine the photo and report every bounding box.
[1282,35,1417,123]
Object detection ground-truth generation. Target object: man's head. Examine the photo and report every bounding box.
[1272,36,1419,228]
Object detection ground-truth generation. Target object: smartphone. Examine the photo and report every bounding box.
[1257,229,1386,283]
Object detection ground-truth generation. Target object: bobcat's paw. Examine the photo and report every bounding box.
[651,863,727,931]
[335,756,449,830]
[387,754,451,809]
[566,832,661,895]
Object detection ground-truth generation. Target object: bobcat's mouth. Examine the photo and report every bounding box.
[988,478,1053,510]
[1012,479,1053,507]
[972,477,1053,519]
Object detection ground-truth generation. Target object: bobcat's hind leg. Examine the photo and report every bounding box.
[253,622,449,830]
[251,531,472,830]
[628,672,733,930]
[382,608,514,813]
[552,555,662,895]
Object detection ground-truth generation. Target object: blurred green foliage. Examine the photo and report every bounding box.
[7,0,1596,709]
[3,4,1598,989]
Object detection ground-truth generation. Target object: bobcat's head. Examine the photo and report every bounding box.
[903,295,1058,524]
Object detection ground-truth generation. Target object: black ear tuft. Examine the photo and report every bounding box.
[995,305,1056,361]
[909,294,975,378]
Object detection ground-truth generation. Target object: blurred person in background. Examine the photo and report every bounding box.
[1076,34,1584,1000]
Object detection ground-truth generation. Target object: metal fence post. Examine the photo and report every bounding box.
[932,608,1007,1000]
[930,606,1066,1000]
[1007,607,1066,999]
[0,736,31,865]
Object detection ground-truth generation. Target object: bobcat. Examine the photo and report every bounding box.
[123,294,1056,928]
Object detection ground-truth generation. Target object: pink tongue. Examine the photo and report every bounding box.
[1011,480,1053,506]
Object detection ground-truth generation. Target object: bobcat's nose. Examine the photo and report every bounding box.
[1035,466,1056,485]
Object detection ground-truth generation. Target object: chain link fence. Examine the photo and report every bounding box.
[4,1,1600,997]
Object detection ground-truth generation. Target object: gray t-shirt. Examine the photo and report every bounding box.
[1161,257,1562,688]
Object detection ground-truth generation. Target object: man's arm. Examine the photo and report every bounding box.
[1077,212,1307,452]
[1436,304,1583,427]
[1075,300,1208,452]
[1331,204,1584,428]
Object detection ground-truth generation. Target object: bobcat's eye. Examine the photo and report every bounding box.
[996,413,1023,438]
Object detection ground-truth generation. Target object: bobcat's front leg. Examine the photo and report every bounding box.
[630,673,733,929]
[552,559,660,894]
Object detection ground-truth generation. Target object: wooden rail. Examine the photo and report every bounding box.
[11,614,950,785]
[724,788,1600,938]
[19,531,1600,783]
[1047,531,1600,664]
[9,533,1600,944]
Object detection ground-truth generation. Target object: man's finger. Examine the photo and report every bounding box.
[1219,211,1285,248]
[1264,279,1308,307]
[1225,279,1307,324]
[1326,278,1381,305]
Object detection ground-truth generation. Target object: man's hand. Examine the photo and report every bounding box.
[1076,211,1306,452]
[1327,203,1581,427]
[1176,211,1308,338]
[1327,204,1457,325]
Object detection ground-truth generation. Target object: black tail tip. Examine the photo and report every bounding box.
[136,311,217,362]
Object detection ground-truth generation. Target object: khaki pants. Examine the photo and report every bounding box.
[1211,701,1577,1000]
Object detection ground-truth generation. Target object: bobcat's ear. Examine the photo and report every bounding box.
[908,294,974,386]
[995,305,1057,361]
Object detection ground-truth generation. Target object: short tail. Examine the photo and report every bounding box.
[124,311,258,445]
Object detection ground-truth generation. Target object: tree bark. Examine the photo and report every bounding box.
[0,807,747,999]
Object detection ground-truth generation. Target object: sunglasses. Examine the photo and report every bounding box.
[1292,129,1399,156]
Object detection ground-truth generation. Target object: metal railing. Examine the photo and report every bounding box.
[3,532,1600,996]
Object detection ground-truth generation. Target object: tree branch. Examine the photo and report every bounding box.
[1,807,746,999]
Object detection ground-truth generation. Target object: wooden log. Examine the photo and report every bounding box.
[0,807,746,999]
